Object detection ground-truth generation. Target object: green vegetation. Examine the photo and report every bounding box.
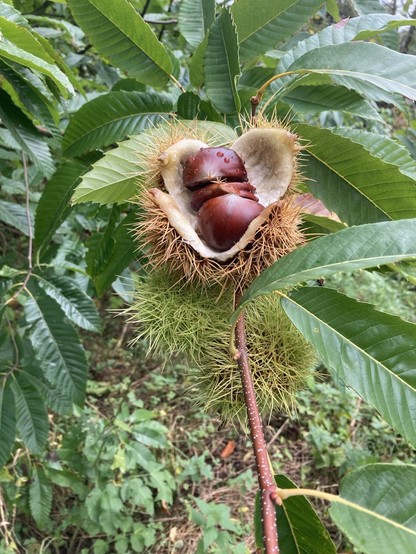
[0,1,415,552]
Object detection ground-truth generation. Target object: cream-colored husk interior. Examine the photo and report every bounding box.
[155,128,297,262]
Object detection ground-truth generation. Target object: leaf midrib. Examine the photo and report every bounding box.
[306,68,416,100]
[237,0,298,44]
[256,252,416,294]
[66,109,172,152]
[88,0,171,79]
[283,292,415,393]
[305,144,392,220]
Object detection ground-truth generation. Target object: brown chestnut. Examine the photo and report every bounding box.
[182,147,247,189]
[198,194,264,251]
[190,181,258,211]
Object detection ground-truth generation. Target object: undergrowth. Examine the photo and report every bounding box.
[0,272,414,554]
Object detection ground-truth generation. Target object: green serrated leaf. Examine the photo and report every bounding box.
[0,199,32,236]
[92,210,138,296]
[37,274,101,332]
[189,34,208,88]
[329,464,416,554]
[178,0,215,49]
[255,474,336,553]
[0,59,58,128]
[0,29,73,97]
[296,124,416,225]
[177,91,201,120]
[62,91,174,157]
[34,160,88,253]
[0,90,54,176]
[68,0,173,87]
[33,29,83,96]
[29,465,52,530]
[71,135,147,205]
[332,128,416,180]
[0,379,16,467]
[11,372,49,453]
[277,14,414,73]
[235,219,416,316]
[25,286,88,406]
[283,85,383,121]
[205,9,240,114]
[232,0,322,61]
[0,15,56,64]
[20,368,73,416]
[277,474,337,553]
[274,14,416,106]
[86,206,119,281]
[287,42,416,101]
[281,288,416,446]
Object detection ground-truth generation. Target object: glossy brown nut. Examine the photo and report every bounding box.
[198,194,264,252]
[182,147,248,189]
[190,181,258,211]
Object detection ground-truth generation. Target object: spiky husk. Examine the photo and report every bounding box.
[135,194,304,290]
[126,271,317,423]
[125,270,233,365]
[193,294,318,423]
[133,118,304,289]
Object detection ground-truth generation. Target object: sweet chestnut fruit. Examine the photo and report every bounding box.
[190,181,257,211]
[182,146,265,251]
[198,195,264,252]
[182,147,247,189]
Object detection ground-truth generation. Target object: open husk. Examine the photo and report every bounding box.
[134,121,304,289]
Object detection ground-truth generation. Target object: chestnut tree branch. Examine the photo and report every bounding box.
[234,296,281,554]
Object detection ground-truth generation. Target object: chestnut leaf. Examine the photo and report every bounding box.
[0,381,16,467]
[234,219,416,316]
[62,92,174,158]
[232,0,323,61]
[68,0,173,87]
[204,8,240,114]
[282,288,416,446]
[297,125,416,226]
[329,464,416,553]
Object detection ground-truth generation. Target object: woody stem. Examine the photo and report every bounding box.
[234,297,280,554]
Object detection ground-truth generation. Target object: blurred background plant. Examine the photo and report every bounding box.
[1,0,415,552]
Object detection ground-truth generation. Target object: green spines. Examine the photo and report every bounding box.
[127,271,317,422]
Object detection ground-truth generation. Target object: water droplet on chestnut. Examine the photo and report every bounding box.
[182,147,247,189]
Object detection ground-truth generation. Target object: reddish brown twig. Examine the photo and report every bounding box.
[234,300,280,554]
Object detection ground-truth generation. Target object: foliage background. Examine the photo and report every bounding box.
[0,0,415,552]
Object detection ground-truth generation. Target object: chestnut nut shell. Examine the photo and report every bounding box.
[198,194,264,252]
[154,128,298,263]
[190,181,257,211]
[182,147,248,189]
